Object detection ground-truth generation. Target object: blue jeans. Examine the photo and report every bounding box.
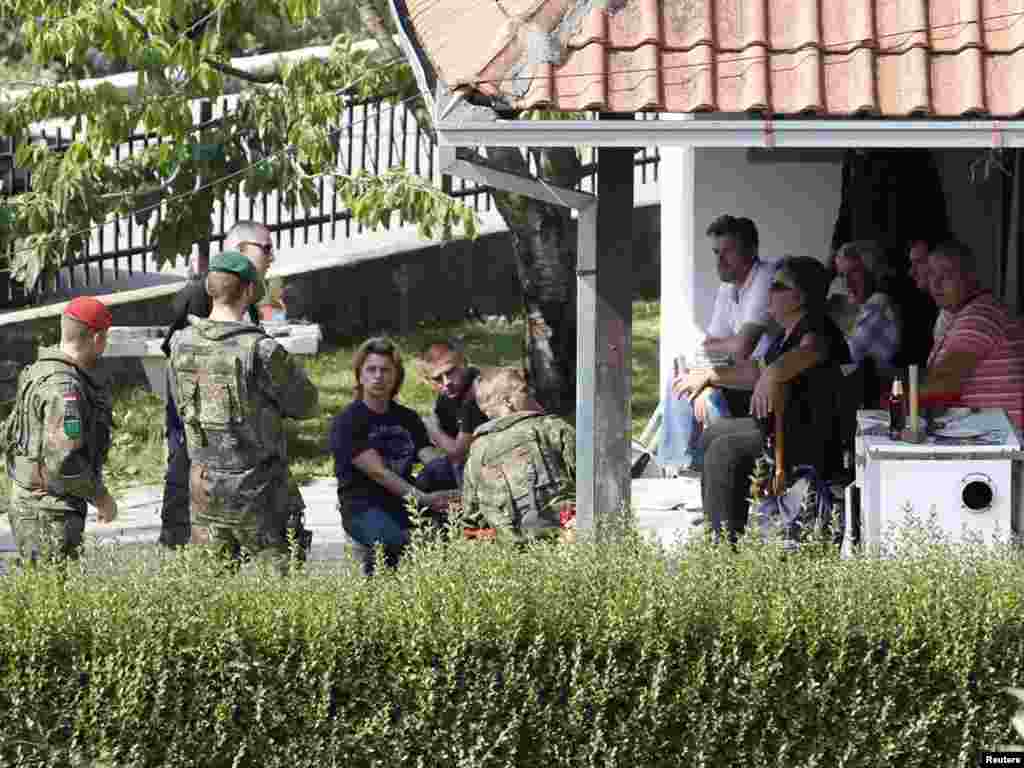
[342,499,410,576]
[657,381,731,470]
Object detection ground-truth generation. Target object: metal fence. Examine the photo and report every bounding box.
[0,97,660,309]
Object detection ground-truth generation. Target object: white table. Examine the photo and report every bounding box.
[104,323,323,401]
[853,408,1024,549]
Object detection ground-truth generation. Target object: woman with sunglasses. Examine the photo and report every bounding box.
[675,256,850,541]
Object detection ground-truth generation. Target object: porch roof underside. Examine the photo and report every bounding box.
[402,0,1024,118]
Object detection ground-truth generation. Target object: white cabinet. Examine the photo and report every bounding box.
[854,409,1024,549]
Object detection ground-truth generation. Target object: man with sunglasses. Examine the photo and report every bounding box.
[159,221,276,548]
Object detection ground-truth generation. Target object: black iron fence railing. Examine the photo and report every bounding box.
[0,97,660,309]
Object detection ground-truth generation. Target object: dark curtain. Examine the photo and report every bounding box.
[996,150,1024,315]
[830,149,951,268]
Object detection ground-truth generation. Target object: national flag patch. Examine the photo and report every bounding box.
[63,391,82,438]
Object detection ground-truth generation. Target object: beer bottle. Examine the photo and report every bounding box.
[889,378,906,440]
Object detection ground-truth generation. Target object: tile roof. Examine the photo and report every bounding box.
[401,0,1024,117]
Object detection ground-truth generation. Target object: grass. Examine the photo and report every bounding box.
[104,301,663,490]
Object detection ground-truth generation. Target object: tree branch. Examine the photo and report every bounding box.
[358,4,402,62]
[204,59,282,85]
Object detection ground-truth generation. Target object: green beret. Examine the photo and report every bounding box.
[209,250,258,284]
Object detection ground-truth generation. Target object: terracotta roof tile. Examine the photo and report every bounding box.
[403,0,1024,117]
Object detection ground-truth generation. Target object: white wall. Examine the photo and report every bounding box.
[660,147,844,388]
[689,149,843,323]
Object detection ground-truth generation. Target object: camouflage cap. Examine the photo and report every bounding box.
[209,250,259,284]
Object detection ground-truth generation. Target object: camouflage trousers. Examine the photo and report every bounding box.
[188,461,302,574]
[6,491,86,563]
[161,419,309,554]
[190,521,295,574]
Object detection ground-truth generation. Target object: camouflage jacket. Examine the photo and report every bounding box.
[168,317,319,525]
[1,347,113,512]
[461,412,575,535]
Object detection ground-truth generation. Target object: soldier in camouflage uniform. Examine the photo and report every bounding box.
[461,367,576,539]
[0,297,118,562]
[160,221,312,552]
[168,251,319,571]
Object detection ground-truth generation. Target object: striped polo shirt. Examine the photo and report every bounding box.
[927,292,1024,428]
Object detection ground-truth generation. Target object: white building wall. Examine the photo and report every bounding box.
[660,147,844,390]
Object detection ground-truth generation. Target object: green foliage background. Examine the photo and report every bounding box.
[0,0,391,79]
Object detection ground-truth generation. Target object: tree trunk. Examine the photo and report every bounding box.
[486,146,581,418]
[363,5,580,416]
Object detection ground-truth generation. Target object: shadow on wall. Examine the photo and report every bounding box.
[283,203,662,339]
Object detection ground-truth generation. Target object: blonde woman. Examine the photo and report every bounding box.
[461,367,575,538]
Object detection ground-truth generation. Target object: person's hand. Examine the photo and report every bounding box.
[672,369,711,400]
[95,492,118,524]
[692,388,714,424]
[422,491,458,513]
[423,414,442,443]
[750,369,782,420]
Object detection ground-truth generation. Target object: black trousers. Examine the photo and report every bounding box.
[160,394,191,547]
[700,417,763,539]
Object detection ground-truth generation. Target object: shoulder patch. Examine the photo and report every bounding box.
[62,388,82,438]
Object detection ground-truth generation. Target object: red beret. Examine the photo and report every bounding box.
[64,296,113,331]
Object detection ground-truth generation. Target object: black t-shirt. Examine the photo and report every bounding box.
[760,312,850,473]
[434,367,487,438]
[329,399,431,514]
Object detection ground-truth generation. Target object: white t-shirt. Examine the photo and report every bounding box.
[701,259,775,360]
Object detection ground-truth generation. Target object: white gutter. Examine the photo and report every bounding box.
[437,119,1024,149]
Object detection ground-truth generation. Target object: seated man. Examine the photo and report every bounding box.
[461,367,575,540]
[676,257,850,540]
[415,339,488,494]
[830,240,902,408]
[659,214,774,474]
[329,338,454,575]
[922,240,1024,428]
[902,237,948,365]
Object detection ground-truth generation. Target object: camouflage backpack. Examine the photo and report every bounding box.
[469,413,574,532]
[170,325,270,470]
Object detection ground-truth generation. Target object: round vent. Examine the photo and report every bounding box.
[961,473,995,513]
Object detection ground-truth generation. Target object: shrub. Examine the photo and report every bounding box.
[0,526,1023,767]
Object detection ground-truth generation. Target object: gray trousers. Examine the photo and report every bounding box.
[700,417,763,539]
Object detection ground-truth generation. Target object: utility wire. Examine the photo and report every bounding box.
[463,8,1024,89]
[8,6,1024,93]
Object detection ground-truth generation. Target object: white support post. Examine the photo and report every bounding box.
[658,113,700,395]
[575,204,598,531]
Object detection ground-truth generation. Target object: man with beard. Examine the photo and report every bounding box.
[415,339,488,495]
[658,214,774,475]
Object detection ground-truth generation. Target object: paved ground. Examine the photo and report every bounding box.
[0,477,703,564]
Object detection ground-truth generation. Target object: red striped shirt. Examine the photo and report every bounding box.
[928,293,1024,428]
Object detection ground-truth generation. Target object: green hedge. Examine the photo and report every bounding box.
[1,526,1024,767]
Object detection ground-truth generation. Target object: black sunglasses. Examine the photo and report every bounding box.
[241,241,273,255]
